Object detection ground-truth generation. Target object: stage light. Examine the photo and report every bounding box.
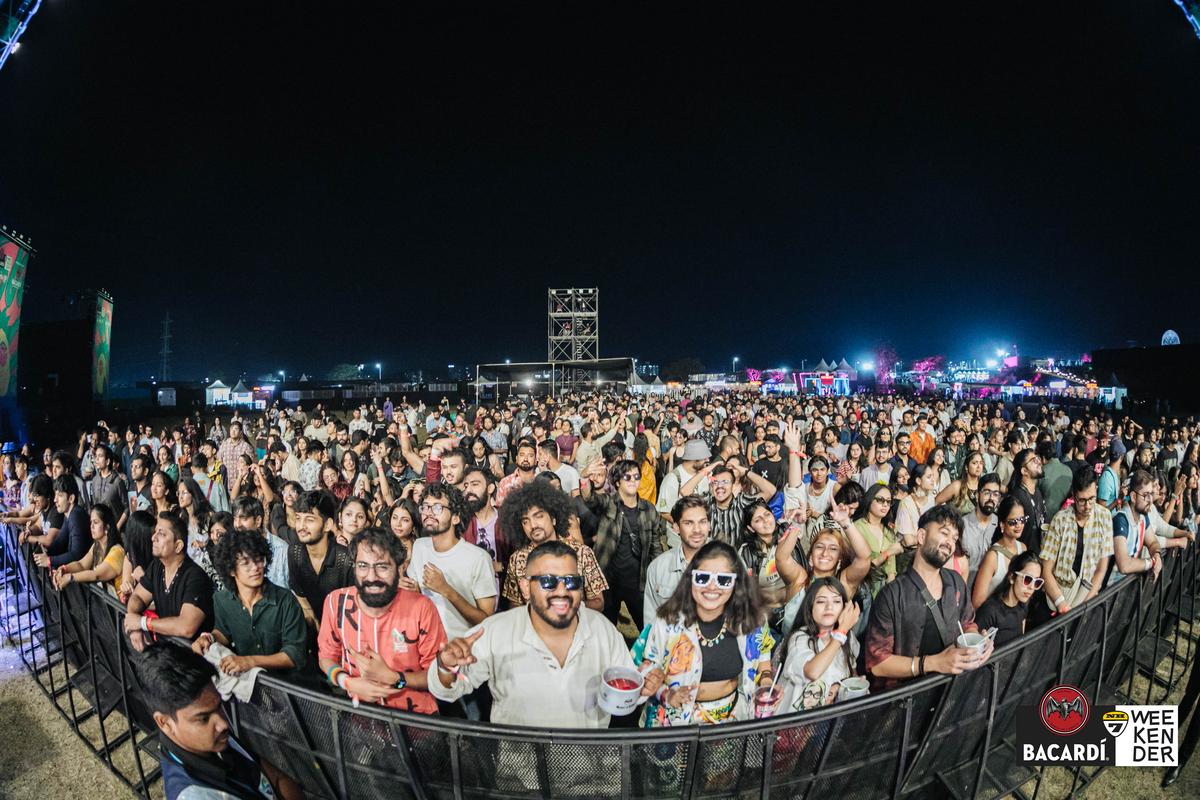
[985,359,998,368]
[861,361,874,372]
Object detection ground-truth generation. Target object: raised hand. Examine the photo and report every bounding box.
[437,627,485,672]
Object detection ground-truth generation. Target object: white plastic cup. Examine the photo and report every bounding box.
[840,676,870,700]
[598,666,645,716]
[956,632,986,656]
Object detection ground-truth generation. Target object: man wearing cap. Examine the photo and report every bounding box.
[655,439,711,526]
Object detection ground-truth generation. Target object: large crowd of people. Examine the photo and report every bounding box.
[2,389,1197,797]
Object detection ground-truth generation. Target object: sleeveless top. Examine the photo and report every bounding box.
[986,541,1027,596]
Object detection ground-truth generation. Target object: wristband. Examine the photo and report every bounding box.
[830,631,848,644]
[1145,558,1153,572]
[140,615,150,633]
[1053,595,1067,609]
[337,672,349,691]
[326,666,347,688]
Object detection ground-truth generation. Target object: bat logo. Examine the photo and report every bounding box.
[1039,685,1090,736]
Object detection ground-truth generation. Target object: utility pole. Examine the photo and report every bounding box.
[159,312,173,381]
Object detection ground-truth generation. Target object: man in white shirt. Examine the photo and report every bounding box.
[429,540,663,728]
[643,496,710,623]
[538,439,580,496]
[655,439,711,523]
[407,483,497,640]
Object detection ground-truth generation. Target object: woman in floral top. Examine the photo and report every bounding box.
[633,541,775,726]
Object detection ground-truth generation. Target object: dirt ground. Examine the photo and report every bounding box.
[0,627,1197,800]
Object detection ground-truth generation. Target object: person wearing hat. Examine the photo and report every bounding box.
[655,439,712,529]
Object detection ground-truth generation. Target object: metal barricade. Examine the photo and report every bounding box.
[2,523,1195,800]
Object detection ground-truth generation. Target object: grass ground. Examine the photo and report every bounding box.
[0,610,1197,800]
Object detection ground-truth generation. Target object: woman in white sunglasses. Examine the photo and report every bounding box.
[974,550,1042,647]
[632,541,774,726]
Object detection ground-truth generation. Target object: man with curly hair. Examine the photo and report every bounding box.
[192,528,308,679]
[499,480,607,612]
[406,481,497,640]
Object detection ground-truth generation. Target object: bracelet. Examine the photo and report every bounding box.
[326,666,346,687]
[919,656,926,676]
[910,656,918,677]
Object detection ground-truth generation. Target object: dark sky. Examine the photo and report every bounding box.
[2,2,1198,383]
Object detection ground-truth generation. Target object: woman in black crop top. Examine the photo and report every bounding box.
[634,541,776,726]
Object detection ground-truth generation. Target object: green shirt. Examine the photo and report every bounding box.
[213,581,308,676]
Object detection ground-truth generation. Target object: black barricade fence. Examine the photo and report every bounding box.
[2,520,1197,800]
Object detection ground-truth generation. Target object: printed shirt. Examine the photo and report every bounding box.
[317,586,447,714]
[501,539,608,605]
[1039,505,1114,589]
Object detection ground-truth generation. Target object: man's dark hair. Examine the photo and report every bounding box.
[158,510,188,544]
[231,495,265,521]
[1071,464,1098,495]
[93,443,114,463]
[525,539,579,573]
[600,441,625,463]
[537,439,560,458]
[1035,440,1057,464]
[52,475,79,499]
[917,503,965,536]
[132,452,155,473]
[349,526,408,566]
[501,480,572,548]
[212,527,273,582]
[350,430,369,447]
[51,449,77,473]
[671,494,708,524]
[607,458,641,489]
[422,481,469,536]
[462,464,497,490]
[1129,468,1154,494]
[191,452,209,471]
[441,447,469,465]
[137,644,218,719]
[978,472,1002,491]
[30,473,53,500]
[295,489,336,521]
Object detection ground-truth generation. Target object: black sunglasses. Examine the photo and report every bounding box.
[530,574,583,591]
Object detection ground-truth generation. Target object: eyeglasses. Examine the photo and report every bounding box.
[1133,490,1154,502]
[530,574,583,591]
[1004,515,1029,526]
[692,571,737,589]
[620,473,640,483]
[874,496,893,506]
[355,561,394,574]
[711,479,733,488]
[1016,572,1045,589]
[978,489,1001,498]
[1075,494,1097,505]
[418,502,447,515]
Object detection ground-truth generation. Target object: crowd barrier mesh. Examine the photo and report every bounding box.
[2,520,1195,799]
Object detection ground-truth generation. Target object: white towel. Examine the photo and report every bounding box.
[202,641,265,702]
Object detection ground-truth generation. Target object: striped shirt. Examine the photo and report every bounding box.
[702,492,757,546]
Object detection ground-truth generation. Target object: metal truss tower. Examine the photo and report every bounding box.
[0,0,42,74]
[548,288,599,393]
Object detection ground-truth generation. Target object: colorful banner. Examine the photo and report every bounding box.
[93,293,113,400]
[0,232,30,398]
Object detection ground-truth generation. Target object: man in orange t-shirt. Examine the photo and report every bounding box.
[318,528,446,714]
[908,414,936,465]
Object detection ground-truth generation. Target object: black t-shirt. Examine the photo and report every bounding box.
[752,457,788,490]
[919,604,945,657]
[976,596,1028,648]
[611,503,642,582]
[287,537,353,623]
[698,615,742,682]
[144,557,214,632]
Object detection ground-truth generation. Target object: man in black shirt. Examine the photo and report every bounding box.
[124,511,214,652]
[751,434,788,491]
[1009,449,1048,555]
[288,490,353,627]
[31,477,90,570]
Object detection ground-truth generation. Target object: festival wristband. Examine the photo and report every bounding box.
[830,631,848,644]
[140,615,150,633]
[1053,595,1067,609]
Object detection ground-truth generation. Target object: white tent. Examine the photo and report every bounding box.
[815,359,831,372]
[205,379,231,406]
[231,380,253,407]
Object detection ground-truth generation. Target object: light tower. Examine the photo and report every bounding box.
[0,1,43,73]
[547,288,599,392]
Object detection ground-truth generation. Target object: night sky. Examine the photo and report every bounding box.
[1,2,1198,384]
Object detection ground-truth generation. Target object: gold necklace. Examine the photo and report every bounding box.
[697,619,727,648]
